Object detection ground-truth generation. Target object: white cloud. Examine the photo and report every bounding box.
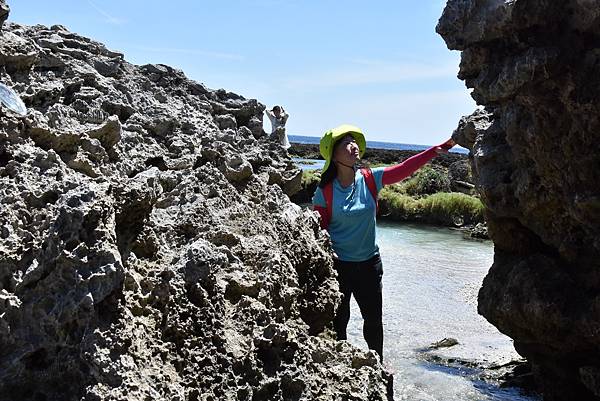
[281,59,459,91]
[131,46,245,61]
[87,1,126,25]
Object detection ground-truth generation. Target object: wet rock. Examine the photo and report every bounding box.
[439,1,600,399]
[429,337,459,349]
[465,222,489,240]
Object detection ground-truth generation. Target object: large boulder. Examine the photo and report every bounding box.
[438,1,600,400]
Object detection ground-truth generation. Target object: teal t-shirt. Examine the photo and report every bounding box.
[312,167,385,262]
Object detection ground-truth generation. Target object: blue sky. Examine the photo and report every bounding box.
[10,1,475,146]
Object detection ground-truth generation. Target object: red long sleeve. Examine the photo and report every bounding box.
[382,146,438,186]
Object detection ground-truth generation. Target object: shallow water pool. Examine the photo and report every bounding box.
[345,221,538,401]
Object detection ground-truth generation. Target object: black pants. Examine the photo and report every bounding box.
[333,254,384,361]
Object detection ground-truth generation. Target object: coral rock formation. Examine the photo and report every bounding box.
[0,4,391,400]
[438,1,600,400]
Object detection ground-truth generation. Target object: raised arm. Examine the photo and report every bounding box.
[381,139,454,186]
[264,109,275,123]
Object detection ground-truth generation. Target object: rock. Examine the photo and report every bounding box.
[0,0,8,30]
[466,222,489,240]
[0,12,391,401]
[439,1,600,399]
[0,30,39,73]
[220,154,253,182]
[448,160,471,183]
[214,113,237,131]
[87,114,122,150]
[581,366,600,398]
[429,337,459,349]
[451,109,492,151]
[436,0,515,51]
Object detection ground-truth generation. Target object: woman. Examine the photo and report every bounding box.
[265,105,290,149]
[312,124,454,361]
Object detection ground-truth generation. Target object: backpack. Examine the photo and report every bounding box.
[321,168,378,229]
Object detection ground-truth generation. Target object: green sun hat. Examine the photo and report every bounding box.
[319,124,366,172]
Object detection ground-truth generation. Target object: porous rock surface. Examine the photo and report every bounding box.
[0,8,391,401]
[438,1,600,400]
[0,1,8,30]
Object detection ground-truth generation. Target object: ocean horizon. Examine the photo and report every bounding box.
[289,134,468,154]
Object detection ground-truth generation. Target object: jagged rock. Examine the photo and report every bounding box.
[0,28,38,73]
[87,115,122,150]
[451,109,492,150]
[220,154,253,182]
[0,9,391,401]
[0,0,8,30]
[439,1,600,400]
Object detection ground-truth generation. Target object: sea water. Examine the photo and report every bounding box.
[289,134,469,154]
[345,222,538,401]
[292,157,325,171]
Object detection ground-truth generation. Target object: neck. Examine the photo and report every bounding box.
[335,161,355,188]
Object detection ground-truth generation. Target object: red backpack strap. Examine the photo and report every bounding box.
[361,168,379,213]
[323,182,333,228]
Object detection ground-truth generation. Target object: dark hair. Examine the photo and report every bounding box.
[272,106,281,113]
[318,136,345,188]
[318,164,337,188]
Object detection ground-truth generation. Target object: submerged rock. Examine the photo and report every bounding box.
[429,337,459,350]
[438,1,600,400]
[0,5,391,401]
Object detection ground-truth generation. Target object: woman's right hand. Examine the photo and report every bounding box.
[435,138,455,154]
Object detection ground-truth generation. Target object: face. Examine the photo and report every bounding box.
[333,134,360,166]
[273,107,281,117]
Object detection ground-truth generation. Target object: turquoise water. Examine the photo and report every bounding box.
[345,222,538,401]
[292,157,325,171]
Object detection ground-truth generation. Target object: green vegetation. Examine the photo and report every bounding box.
[301,169,321,187]
[378,189,484,226]
[388,165,451,196]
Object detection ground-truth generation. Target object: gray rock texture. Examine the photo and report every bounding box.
[0,9,391,401]
[438,1,600,400]
[0,1,8,30]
